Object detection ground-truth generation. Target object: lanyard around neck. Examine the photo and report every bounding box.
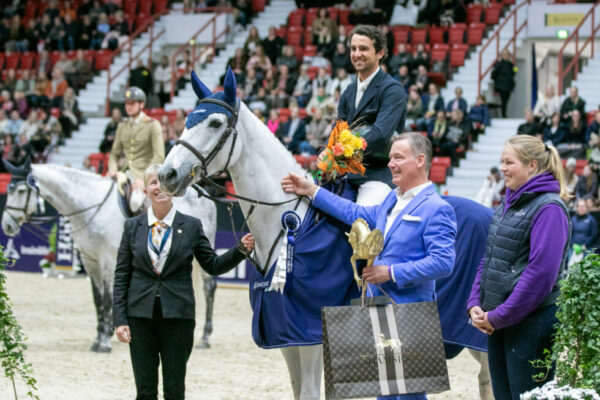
[148,225,172,256]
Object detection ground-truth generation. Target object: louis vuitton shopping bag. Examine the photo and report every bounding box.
[322,301,450,399]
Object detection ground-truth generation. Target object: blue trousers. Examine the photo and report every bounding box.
[487,304,558,400]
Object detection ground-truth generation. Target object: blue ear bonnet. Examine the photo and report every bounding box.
[186,92,234,129]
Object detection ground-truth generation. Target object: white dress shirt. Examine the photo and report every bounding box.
[355,67,380,108]
[147,205,176,274]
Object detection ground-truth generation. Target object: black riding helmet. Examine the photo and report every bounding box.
[124,86,147,103]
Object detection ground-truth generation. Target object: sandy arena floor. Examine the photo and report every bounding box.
[0,271,481,400]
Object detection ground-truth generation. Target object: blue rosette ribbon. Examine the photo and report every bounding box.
[281,210,301,293]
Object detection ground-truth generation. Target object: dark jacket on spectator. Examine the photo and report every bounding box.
[564,120,587,144]
[445,98,468,114]
[422,94,445,113]
[491,59,515,93]
[262,36,284,65]
[278,118,306,154]
[571,213,598,249]
[468,104,490,127]
[543,124,567,147]
[575,173,599,199]
[331,50,352,73]
[517,121,541,136]
[387,52,413,75]
[560,97,586,120]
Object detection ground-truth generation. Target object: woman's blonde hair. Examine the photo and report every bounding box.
[505,135,568,199]
[144,164,162,187]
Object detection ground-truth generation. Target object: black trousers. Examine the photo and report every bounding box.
[498,91,511,118]
[488,304,558,400]
[128,298,195,400]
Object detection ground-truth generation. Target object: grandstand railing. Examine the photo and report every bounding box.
[105,10,169,115]
[557,1,600,95]
[477,0,530,95]
[169,7,233,101]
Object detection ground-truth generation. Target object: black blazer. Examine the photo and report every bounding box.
[113,211,246,327]
[338,68,407,186]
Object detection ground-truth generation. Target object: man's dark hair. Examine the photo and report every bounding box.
[349,25,388,63]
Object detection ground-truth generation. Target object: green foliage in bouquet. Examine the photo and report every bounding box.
[0,247,39,399]
[552,254,600,392]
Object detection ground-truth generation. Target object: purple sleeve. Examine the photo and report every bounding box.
[466,257,485,311]
[487,204,569,330]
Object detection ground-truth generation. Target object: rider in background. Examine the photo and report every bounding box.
[107,87,164,212]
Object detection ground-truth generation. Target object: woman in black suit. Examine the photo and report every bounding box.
[113,164,254,400]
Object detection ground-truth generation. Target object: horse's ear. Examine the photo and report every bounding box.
[223,66,237,107]
[191,70,213,100]
[1,158,17,175]
[23,156,32,172]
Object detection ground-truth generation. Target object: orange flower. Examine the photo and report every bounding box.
[361,137,367,151]
[332,143,345,157]
[317,120,366,179]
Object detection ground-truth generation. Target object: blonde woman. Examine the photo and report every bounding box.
[467,135,571,399]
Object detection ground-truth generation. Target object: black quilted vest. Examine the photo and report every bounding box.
[480,191,571,312]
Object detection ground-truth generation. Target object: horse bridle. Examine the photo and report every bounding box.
[4,174,116,233]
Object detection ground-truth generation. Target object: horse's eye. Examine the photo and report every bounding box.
[209,120,222,129]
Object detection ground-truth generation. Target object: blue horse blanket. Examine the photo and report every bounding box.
[249,180,360,348]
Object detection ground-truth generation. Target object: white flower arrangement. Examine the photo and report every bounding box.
[521,381,600,400]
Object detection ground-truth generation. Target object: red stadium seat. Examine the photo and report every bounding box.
[304,45,317,57]
[5,53,19,69]
[450,48,467,67]
[0,53,4,69]
[138,0,152,15]
[339,9,350,25]
[252,0,266,12]
[154,0,168,14]
[448,27,465,45]
[392,26,411,44]
[432,156,452,168]
[293,46,304,61]
[123,0,138,17]
[411,28,428,44]
[136,13,152,31]
[467,23,486,45]
[428,72,446,87]
[304,28,313,46]
[576,159,588,175]
[49,51,61,68]
[429,27,446,45]
[429,165,447,184]
[433,43,449,51]
[467,4,484,23]
[431,49,448,63]
[288,10,304,27]
[307,66,319,80]
[305,13,318,27]
[287,31,303,46]
[485,4,503,25]
[94,50,112,70]
[82,50,95,65]
[276,26,287,38]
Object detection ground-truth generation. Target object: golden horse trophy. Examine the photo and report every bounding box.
[346,218,384,303]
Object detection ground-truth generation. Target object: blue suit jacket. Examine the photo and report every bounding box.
[313,184,457,304]
[338,69,407,186]
[445,98,468,114]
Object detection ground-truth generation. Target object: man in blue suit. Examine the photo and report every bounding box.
[337,25,408,205]
[282,132,457,400]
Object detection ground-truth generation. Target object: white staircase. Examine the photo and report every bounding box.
[50,118,110,169]
[441,118,520,198]
[166,0,297,111]
[440,0,528,106]
[566,51,600,111]
[78,17,168,116]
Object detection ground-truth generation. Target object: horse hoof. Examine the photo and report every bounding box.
[90,342,100,352]
[96,345,112,353]
[195,341,210,349]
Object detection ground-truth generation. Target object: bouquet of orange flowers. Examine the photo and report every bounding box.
[317,121,367,180]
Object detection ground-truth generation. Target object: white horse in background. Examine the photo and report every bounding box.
[1,160,220,352]
[157,68,494,400]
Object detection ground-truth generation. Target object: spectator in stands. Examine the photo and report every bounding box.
[3,69,17,93]
[5,110,23,136]
[412,43,430,75]
[564,157,579,201]
[246,45,272,80]
[13,91,28,118]
[112,9,130,37]
[243,68,259,97]
[336,25,349,47]
[248,86,269,116]
[443,108,470,166]
[405,87,424,129]
[387,43,413,76]
[575,165,598,203]
[292,65,312,108]
[428,109,448,150]
[19,110,40,142]
[182,0,195,14]
[78,14,94,50]
[228,47,248,81]
[37,50,53,78]
[307,107,330,152]
[329,68,353,97]
[312,8,338,45]
[262,68,277,93]
[24,19,41,52]
[476,166,504,208]
[564,109,587,146]
[439,0,467,26]
[276,46,299,76]
[62,12,78,51]
[517,109,541,138]
[446,86,468,115]
[244,26,261,55]
[276,64,296,96]
[59,87,81,138]
[571,198,598,253]
[77,0,93,18]
[418,82,445,130]
[15,70,35,99]
[262,26,284,65]
[533,84,561,128]
[129,60,154,103]
[394,65,412,90]
[45,68,69,107]
[48,16,67,51]
[233,0,252,29]
[54,51,73,75]
[560,86,586,123]
[266,109,280,135]
[66,49,94,91]
[379,24,394,58]
[154,55,172,108]
[306,87,334,118]
[0,90,14,114]
[267,87,289,110]
[45,0,61,20]
[307,50,332,69]
[278,105,306,154]
[316,26,336,59]
[38,107,63,150]
[491,49,515,118]
[312,67,332,97]
[173,109,186,138]
[331,43,352,73]
[0,109,7,133]
[2,133,20,165]
[468,94,491,141]
[161,115,176,156]
[349,0,383,25]
[5,14,26,52]
[414,65,429,91]
[100,107,121,153]
[543,113,567,147]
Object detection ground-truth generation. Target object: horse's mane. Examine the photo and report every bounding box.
[34,163,110,184]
